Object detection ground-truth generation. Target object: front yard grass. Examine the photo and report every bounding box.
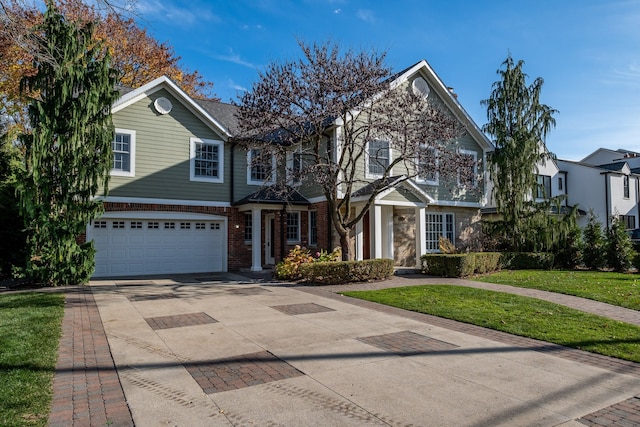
[342,285,640,363]
[0,292,65,427]
[476,270,640,310]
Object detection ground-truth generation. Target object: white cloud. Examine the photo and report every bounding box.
[134,0,220,26]
[228,79,248,93]
[214,50,259,69]
[334,8,342,14]
[356,9,376,23]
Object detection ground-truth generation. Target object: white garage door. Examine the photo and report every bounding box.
[90,214,226,277]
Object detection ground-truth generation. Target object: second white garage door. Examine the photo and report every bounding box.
[90,213,227,278]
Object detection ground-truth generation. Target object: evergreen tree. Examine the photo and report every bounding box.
[606,217,634,272]
[482,56,558,251]
[582,211,605,270]
[17,2,118,285]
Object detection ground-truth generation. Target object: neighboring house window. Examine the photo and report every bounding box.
[309,210,318,246]
[417,146,438,184]
[624,175,630,199]
[111,129,135,177]
[458,149,477,187]
[367,140,390,177]
[620,215,636,229]
[286,149,303,185]
[247,149,275,185]
[286,212,300,242]
[425,212,454,252]
[244,212,252,242]
[536,175,551,199]
[190,138,224,183]
[558,177,563,191]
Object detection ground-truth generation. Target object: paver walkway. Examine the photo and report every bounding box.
[47,273,640,426]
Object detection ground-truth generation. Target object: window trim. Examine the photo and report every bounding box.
[190,137,224,183]
[457,149,477,187]
[535,174,552,199]
[365,139,391,179]
[286,211,301,243]
[308,210,318,246]
[623,175,630,199]
[111,129,136,177]
[416,145,439,185]
[425,212,455,253]
[247,149,276,185]
[244,212,253,243]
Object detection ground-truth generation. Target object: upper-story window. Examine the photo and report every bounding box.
[458,149,477,187]
[247,149,275,185]
[624,175,630,199]
[536,175,551,199]
[190,137,224,183]
[367,140,390,178]
[111,129,135,177]
[416,146,438,185]
[286,149,303,186]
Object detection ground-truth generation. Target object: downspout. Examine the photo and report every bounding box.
[604,173,609,229]
[230,142,235,204]
[280,205,286,261]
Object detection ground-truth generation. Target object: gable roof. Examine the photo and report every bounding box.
[389,60,493,152]
[231,184,310,206]
[112,76,233,139]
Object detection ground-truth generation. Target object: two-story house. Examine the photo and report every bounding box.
[86,60,492,277]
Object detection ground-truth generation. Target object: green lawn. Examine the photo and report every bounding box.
[0,292,65,427]
[342,285,640,362]
[476,270,640,310]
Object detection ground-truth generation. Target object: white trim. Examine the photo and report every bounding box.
[458,149,478,187]
[429,200,483,208]
[365,139,392,179]
[307,195,328,204]
[111,129,136,177]
[247,149,276,186]
[190,137,224,183]
[96,211,228,221]
[375,200,427,207]
[112,76,232,138]
[415,146,439,185]
[96,196,231,207]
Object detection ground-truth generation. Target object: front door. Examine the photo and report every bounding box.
[265,214,275,265]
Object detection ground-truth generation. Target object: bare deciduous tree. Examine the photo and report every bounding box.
[236,41,474,261]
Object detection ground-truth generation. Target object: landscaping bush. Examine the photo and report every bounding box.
[583,211,606,270]
[606,218,634,272]
[275,246,342,280]
[298,258,394,285]
[500,252,554,270]
[421,252,501,277]
[633,253,640,271]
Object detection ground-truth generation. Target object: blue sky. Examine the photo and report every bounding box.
[132,0,640,161]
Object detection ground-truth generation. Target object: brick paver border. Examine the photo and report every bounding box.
[48,288,133,427]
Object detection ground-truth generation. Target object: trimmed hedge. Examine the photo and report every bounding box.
[500,252,554,270]
[421,252,502,278]
[298,258,394,285]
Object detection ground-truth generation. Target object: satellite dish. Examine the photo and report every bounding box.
[412,77,430,98]
[154,97,173,114]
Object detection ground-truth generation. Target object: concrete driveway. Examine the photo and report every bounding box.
[56,273,640,426]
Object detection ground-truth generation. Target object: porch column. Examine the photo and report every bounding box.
[415,207,426,269]
[372,204,383,259]
[383,206,394,260]
[251,208,263,272]
[355,218,363,261]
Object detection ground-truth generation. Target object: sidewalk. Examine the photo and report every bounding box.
[48,274,640,426]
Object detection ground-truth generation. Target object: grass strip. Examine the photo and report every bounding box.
[0,292,65,427]
[476,270,640,311]
[342,285,640,363]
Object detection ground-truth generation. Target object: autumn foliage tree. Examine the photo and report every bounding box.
[236,41,469,261]
[0,0,214,133]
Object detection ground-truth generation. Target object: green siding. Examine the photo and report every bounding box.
[108,89,231,202]
[381,188,422,204]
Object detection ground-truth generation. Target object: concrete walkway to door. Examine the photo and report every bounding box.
[49,273,640,426]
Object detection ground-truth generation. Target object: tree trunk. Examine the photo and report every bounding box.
[339,230,351,261]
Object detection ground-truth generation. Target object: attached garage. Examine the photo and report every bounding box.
[88,212,227,278]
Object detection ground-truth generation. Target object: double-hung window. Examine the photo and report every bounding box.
[417,146,438,184]
[190,138,224,182]
[535,175,551,199]
[367,140,390,178]
[624,175,630,199]
[308,211,318,246]
[247,149,275,185]
[244,212,252,242]
[425,212,455,252]
[111,129,135,177]
[458,149,477,187]
[286,149,303,185]
[286,212,300,243]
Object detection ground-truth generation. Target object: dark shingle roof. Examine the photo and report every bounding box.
[597,162,626,172]
[232,184,310,206]
[351,176,405,198]
[194,99,240,135]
